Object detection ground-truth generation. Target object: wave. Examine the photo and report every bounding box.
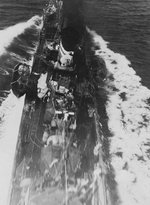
[0,15,43,204]
[88,28,150,205]
[9,50,36,65]
[0,93,25,205]
[0,67,9,75]
[0,15,42,56]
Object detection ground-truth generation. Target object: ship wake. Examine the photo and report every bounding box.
[88,29,150,205]
[0,15,43,205]
[0,93,25,205]
[0,15,42,56]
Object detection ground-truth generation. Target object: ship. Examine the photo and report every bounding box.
[9,1,109,205]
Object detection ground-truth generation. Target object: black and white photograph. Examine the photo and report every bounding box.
[0,0,149,204]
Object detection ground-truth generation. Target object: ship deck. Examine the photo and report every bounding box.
[9,1,109,205]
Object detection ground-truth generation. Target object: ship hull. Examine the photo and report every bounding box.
[9,1,109,205]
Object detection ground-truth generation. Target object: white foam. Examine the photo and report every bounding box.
[0,15,42,56]
[0,15,42,204]
[88,28,150,205]
[0,92,25,205]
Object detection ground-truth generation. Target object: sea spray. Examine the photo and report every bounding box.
[88,28,150,205]
[0,15,42,56]
[0,93,25,205]
[0,15,42,205]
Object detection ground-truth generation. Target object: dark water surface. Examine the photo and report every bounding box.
[0,0,47,100]
[0,0,149,90]
[0,1,149,204]
[84,0,150,87]
[0,0,46,28]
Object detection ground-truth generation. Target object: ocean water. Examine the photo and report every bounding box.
[84,0,150,205]
[0,0,46,99]
[0,1,45,204]
[0,0,150,204]
[84,0,150,88]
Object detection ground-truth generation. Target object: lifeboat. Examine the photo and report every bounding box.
[11,63,30,97]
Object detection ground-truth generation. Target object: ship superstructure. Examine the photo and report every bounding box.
[10,1,109,205]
